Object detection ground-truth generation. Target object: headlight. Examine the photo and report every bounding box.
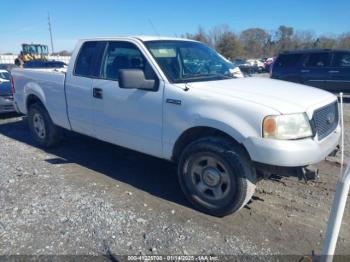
[263,113,312,140]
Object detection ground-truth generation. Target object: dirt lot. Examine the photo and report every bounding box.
[0,103,350,258]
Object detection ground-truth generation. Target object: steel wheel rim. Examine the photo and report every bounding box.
[33,113,46,139]
[187,154,231,202]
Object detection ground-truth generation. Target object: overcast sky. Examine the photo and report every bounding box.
[1,0,349,53]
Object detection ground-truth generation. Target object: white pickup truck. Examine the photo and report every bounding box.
[12,36,340,216]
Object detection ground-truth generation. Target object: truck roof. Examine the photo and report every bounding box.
[80,35,197,43]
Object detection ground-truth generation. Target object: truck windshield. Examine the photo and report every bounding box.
[145,41,235,83]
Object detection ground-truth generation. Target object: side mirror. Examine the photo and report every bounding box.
[119,69,155,90]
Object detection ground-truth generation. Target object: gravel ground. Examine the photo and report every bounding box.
[0,102,349,258]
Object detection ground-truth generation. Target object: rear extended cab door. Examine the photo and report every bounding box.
[301,52,332,90]
[64,41,106,136]
[328,51,350,93]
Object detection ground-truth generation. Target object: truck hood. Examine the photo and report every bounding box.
[187,77,336,114]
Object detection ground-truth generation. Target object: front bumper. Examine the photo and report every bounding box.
[0,96,15,113]
[243,125,341,167]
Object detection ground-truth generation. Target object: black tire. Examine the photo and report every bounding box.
[178,136,257,217]
[28,103,62,148]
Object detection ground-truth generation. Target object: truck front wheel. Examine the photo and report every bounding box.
[28,103,62,148]
[178,137,257,217]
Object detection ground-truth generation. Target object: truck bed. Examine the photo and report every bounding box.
[12,68,71,129]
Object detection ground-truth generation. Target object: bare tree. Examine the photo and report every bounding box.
[292,30,316,49]
[215,30,245,59]
[314,36,337,49]
[207,25,229,47]
[275,25,294,52]
[239,28,269,58]
[182,25,350,59]
[336,33,350,49]
[184,26,210,45]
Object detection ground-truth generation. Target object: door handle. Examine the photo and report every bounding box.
[93,88,103,99]
[329,70,339,74]
[301,69,310,73]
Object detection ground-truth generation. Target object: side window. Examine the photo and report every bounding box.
[275,54,302,68]
[74,41,98,77]
[101,41,156,81]
[305,53,331,67]
[333,52,350,67]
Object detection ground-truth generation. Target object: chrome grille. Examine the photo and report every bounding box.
[313,101,339,140]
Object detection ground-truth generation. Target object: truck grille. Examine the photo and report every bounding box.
[313,101,339,140]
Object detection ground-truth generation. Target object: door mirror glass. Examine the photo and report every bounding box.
[119,69,155,90]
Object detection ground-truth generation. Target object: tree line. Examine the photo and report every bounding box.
[183,25,350,59]
[4,25,349,59]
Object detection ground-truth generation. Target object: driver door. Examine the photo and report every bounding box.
[91,41,164,157]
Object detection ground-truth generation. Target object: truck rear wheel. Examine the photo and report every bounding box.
[178,137,257,217]
[28,103,62,148]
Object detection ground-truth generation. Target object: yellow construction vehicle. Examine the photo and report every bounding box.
[15,43,49,66]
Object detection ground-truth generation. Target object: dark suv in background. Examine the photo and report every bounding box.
[271,49,350,93]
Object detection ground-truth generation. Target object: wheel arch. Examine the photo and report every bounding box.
[26,94,44,111]
[172,126,250,162]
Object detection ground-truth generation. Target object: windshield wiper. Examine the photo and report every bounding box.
[181,73,231,80]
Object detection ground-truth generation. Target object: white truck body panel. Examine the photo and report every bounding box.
[13,69,70,129]
[90,77,164,157]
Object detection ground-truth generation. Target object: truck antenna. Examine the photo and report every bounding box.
[48,12,54,54]
[148,18,160,38]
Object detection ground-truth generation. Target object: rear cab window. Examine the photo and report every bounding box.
[74,41,106,78]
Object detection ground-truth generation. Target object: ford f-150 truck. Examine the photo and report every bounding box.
[12,36,341,216]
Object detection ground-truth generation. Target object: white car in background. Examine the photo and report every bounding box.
[247,59,265,73]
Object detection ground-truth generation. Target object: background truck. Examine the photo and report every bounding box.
[11,36,341,216]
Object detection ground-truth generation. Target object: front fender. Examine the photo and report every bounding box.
[189,112,257,144]
[162,105,263,160]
